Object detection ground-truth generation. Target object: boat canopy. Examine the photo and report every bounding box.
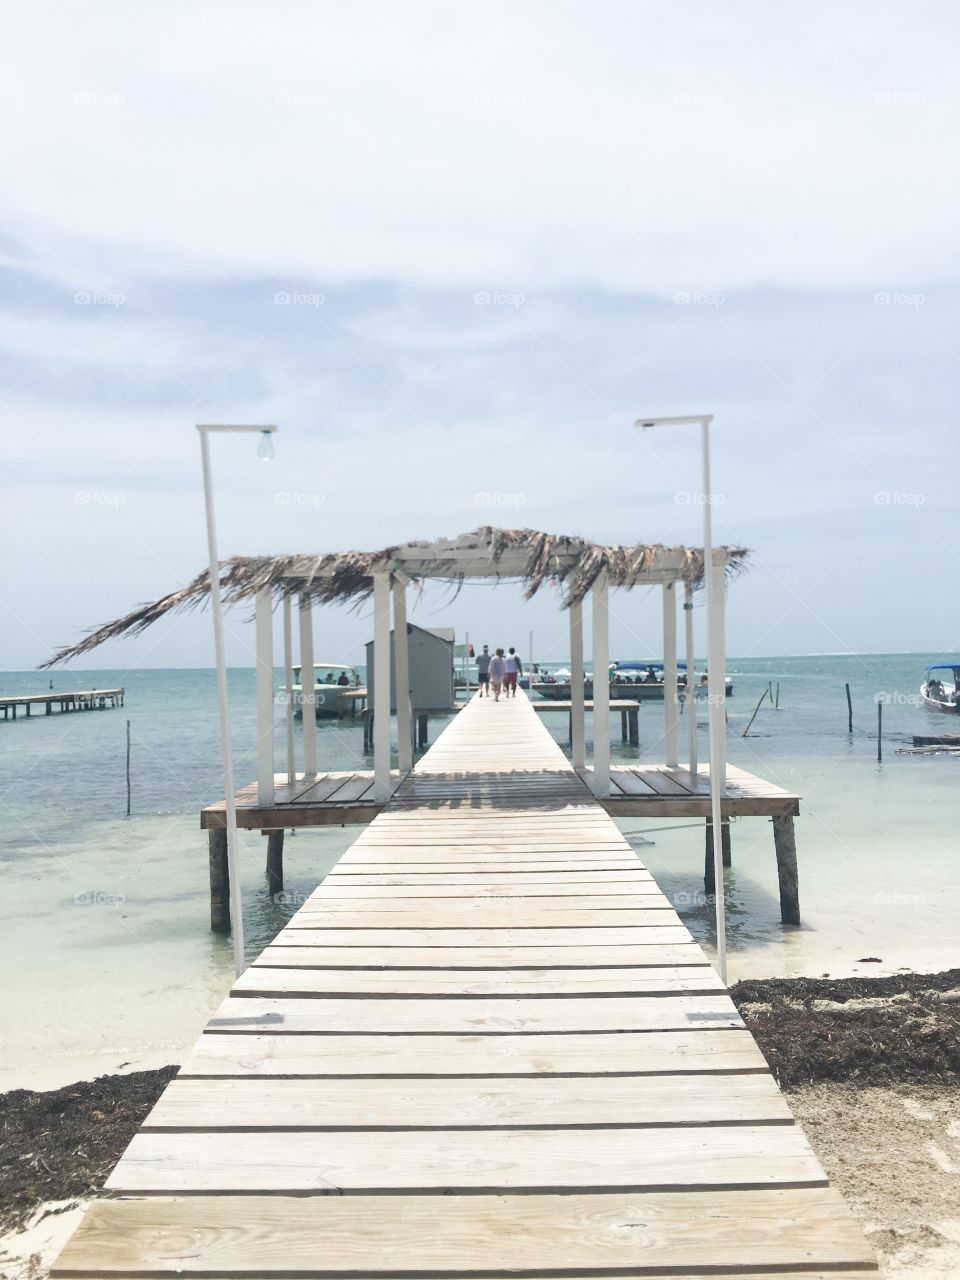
[926,663,960,672]
[614,660,696,670]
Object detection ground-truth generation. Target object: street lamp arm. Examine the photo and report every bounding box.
[633,414,714,429]
[197,424,278,434]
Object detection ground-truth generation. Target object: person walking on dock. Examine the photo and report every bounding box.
[476,645,492,697]
[488,648,506,701]
[503,647,523,697]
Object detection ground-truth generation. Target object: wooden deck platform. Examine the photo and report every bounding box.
[54,691,873,1280]
[201,763,798,828]
[596,762,800,818]
[201,771,397,829]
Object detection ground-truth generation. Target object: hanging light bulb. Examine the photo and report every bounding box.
[257,430,275,462]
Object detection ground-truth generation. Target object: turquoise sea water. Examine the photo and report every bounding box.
[1,654,958,1088]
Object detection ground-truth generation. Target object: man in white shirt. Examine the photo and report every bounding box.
[503,647,523,697]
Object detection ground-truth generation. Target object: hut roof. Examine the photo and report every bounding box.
[40,527,748,668]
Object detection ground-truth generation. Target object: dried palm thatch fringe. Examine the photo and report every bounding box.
[39,527,748,668]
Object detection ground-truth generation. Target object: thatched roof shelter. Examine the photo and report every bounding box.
[40,527,748,668]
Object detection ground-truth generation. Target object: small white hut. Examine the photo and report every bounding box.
[365,623,455,713]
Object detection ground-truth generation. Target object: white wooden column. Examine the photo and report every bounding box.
[710,555,728,795]
[569,598,585,769]
[393,580,412,774]
[662,581,679,768]
[373,570,392,801]
[590,574,610,797]
[282,595,296,786]
[255,588,275,806]
[298,594,317,777]
[705,558,727,797]
[684,581,697,775]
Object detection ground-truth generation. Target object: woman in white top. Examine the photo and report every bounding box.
[487,649,506,702]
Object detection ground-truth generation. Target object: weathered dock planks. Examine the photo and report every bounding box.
[52,690,873,1280]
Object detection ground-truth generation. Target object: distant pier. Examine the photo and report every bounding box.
[0,687,124,720]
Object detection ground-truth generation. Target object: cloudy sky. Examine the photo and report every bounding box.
[2,1,957,670]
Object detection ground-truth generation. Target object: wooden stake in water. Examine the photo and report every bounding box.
[775,681,780,709]
[741,687,769,737]
[845,682,853,733]
[877,699,883,762]
[125,719,131,816]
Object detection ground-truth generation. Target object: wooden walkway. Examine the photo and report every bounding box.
[0,687,124,720]
[55,691,874,1280]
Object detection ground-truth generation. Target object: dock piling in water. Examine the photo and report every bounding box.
[773,813,800,925]
[704,818,732,890]
[266,830,284,898]
[208,828,230,933]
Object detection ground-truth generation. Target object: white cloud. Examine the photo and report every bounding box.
[2,3,960,667]
[1,1,957,296]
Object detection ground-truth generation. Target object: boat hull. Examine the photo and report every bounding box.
[532,680,733,702]
[292,687,366,720]
[921,684,960,714]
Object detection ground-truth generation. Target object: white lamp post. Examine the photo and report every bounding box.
[197,423,278,977]
[633,413,728,983]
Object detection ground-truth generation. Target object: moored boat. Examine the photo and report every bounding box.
[291,663,365,719]
[921,663,960,713]
[531,660,733,702]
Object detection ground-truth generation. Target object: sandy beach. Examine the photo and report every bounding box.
[2,969,958,1280]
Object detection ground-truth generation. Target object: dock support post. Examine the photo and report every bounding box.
[629,706,639,747]
[283,595,296,787]
[393,580,413,774]
[620,708,627,742]
[704,819,731,886]
[299,595,318,778]
[266,829,284,898]
[417,714,428,747]
[662,582,679,767]
[255,588,275,806]
[707,557,727,796]
[373,570,392,802]
[569,599,585,770]
[773,814,801,925]
[590,573,610,797]
[209,828,230,933]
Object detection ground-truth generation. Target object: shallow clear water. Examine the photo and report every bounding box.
[1,654,957,1087]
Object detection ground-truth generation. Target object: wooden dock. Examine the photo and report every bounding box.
[534,696,641,745]
[202,738,800,927]
[0,687,124,720]
[54,691,873,1280]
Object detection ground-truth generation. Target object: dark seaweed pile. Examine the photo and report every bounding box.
[0,1066,176,1234]
[731,970,960,1088]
